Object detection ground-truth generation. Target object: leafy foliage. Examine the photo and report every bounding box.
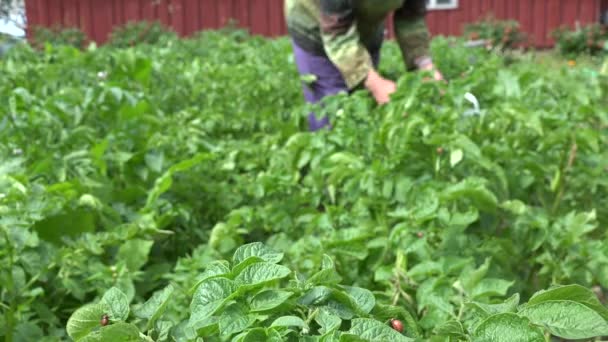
[0,0,19,18]
[463,15,527,50]
[31,26,88,50]
[65,247,608,341]
[108,21,178,48]
[1,27,608,341]
[552,23,608,57]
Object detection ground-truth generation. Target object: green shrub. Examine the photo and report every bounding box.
[464,15,527,50]
[429,36,495,80]
[31,25,88,49]
[552,23,608,57]
[108,21,177,48]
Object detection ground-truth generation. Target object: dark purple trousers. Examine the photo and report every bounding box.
[291,41,380,131]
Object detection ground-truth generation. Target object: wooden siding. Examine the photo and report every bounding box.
[25,0,604,47]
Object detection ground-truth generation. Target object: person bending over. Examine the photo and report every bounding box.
[285,0,444,131]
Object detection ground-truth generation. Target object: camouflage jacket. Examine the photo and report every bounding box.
[285,0,431,89]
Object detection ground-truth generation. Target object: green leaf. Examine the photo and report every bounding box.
[527,284,608,321]
[233,242,284,265]
[145,153,210,208]
[564,210,597,239]
[145,150,164,173]
[66,303,109,341]
[117,239,154,272]
[237,328,283,342]
[316,307,342,334]
[493,70,521,98]
[145,173,172,209]
[234,262,291,287]
[339,335,368,342]
[218,303,252,336]
[450,209,479,226]
[101,287,130,321]
[407,261,442,281]
[441,179,498,212]
[326,301,357,320]
[321,254,335,270]
[471,278,514,299]
[519,300,608,339]
[308,269,343,286]
[314,287,375,319]
[13,322,43,342]
[154,320,173,341]
[433,320,465,337]
[345,318,413,341]
[190,278,237,324]
[188,316,219,337]
[329,241,369,260]
[79,323,140,342]
[500,200,527,215]
[300,73,318,85]
[450,149,463,167]
[472,313,544,341]
[232,256,265,278]
[271,315,307,328]
[249,289,293,312]
[189,261,232,295]
[267,328,287,342]
[467,293,520,317]
[299,286,332,306]
[344,286,376,314]
[134,284,174,330]
[371,304,422,338]
[460,258,490,296]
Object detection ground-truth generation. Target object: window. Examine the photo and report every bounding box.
[426,0,458,10]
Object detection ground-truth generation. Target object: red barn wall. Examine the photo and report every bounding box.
[25,0,604,47]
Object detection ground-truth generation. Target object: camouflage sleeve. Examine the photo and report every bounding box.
[319,0,373,89]
[394,0,432,71]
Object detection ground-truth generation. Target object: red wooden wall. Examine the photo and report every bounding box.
[25,0,605,47]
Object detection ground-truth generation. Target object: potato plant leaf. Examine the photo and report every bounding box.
[101,287,130,321]
[190,278,237,324]
[233,242,284,265]
[218,303,252,336]
[270,315,307,328]
[472,313,545,341]
[79,323,140,342]
[133,284,174,330]
[249,289,293,312]
[526,284,608,321]
[519,300,608,339]
[345,318,413,341]
[66,303,110,341]
[234,262,291,287]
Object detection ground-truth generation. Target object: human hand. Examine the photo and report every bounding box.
[364,69,397,105]
[420,62,445,82]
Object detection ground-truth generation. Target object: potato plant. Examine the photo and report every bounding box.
[1,28,607,341]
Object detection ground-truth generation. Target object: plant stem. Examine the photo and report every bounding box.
[551,142,577,214]
[2,228,15,342]
[305,308,319,327]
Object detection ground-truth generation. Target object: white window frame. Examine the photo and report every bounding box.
[426,0,459,10]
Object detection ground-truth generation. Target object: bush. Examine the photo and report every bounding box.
[464,15,526,50]
[31,26,88,49]
[429,36,495,80]
[108,21,177,48]
[552,23,608,57]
